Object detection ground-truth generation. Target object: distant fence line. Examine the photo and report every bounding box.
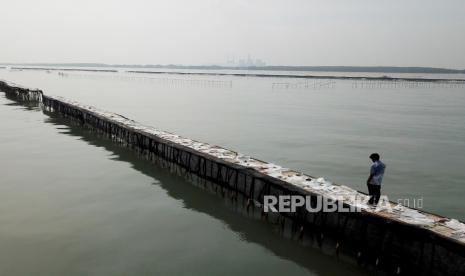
[11,67,117,73]
[352,80,465,89]
[58,72,233,88]
[9,67,465,90]
[272,79,465,90]
[272,80,336,90]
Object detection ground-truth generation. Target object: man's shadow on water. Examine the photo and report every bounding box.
[3,96,370,276]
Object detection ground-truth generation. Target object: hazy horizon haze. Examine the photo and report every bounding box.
[1,0,465,68]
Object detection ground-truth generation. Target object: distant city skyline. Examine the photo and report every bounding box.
[1,0,465,69]
[225,55,266,67]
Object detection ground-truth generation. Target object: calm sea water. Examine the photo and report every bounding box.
[1,68,464,275]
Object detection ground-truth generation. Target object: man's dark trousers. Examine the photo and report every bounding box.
[367,184,381,204]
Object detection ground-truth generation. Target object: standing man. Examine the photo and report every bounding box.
[367,153,386,205]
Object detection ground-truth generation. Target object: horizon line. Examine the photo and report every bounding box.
[1,63,465,74]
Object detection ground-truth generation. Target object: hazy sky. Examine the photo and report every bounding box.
[1,0,464,68]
